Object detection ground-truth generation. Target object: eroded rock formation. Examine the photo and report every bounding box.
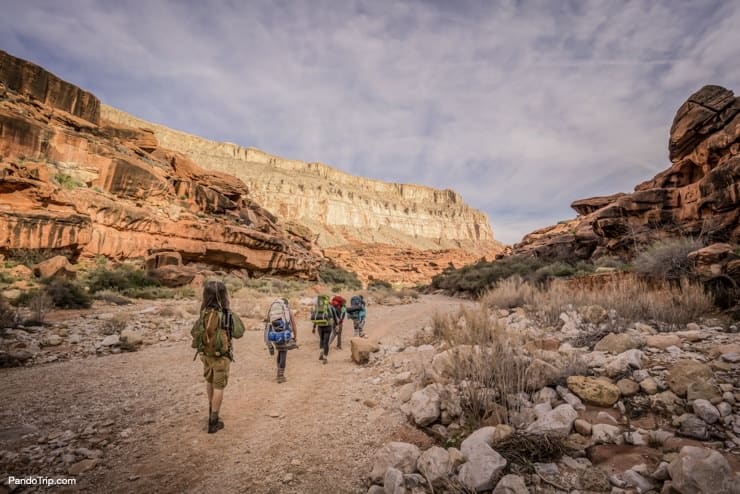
[100,106,502,283]
[514,85,739,261]
[0,50,320,276]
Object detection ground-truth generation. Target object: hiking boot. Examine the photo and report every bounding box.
[207,412,224,433]
[277,375,287,383]
[323,354,328,365]
[336,345,342,350]
[319,350,324,360]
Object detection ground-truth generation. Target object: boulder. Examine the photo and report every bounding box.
[667,446,736,494]
[591,424,622,444]
[33,255,76,280]
[645,334,682,349]
[639,377,659,395]
[667,360,714,397]
[370,442,421,483]
[147,265,195,288]
[352,338,379,365]
[492,474,529,494]
[383,467,405,494]
[686,381,722,404]
[692,400,720,424]
[524,359,561,390]
[408,386,441,427]
[526,404,577,436]
[594,333,643,354]
[605,349,644,377]
[460,427,497,460]
[616,378,640,397]
[678,414,709,440]
[566,376,621,407]
[458,452,507,492]
[416,446,450,486]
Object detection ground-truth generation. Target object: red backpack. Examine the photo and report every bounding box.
[331,295,345,309]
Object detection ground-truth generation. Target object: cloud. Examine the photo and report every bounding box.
[1,0,738,244]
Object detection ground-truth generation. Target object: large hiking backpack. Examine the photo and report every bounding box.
[331,295,345,310]
[347,295,364,320]
[310,294,332,326]
[192,307,233,358]
[265,299,293,345]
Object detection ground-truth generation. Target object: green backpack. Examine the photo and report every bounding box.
[310,294,332,326]
[191,307,245,360]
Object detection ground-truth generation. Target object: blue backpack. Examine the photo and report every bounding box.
[265,300,293,345]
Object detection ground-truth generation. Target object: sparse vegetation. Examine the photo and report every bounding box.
[495,432,568,474]
[0,293,18,329]
[3,248,73,268]
[53,172,83,189]
[368,279,392,290]
[86,264,159,295]
[20,289,53,323]
[431,255,593,295]
[101,314,128,335]
[632,237,703,282]
[93,290,133,305]
[318,263,362,289]
[480,275,537,310]
[45,280,92,309]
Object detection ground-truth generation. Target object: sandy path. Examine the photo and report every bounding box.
[0,295,465,493]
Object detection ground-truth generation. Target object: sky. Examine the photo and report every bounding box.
[1,0,739,244]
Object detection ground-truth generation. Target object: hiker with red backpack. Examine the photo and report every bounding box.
[310,294,340,364]
[264,298,298,383]
[191,280,245,433]
[328,295,347,350]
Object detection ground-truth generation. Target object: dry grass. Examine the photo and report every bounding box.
[480,275,537,310]
[495,432,568,474]
[101,314,128,335]
[530,275,714,328]
[432,305,531,428]
[26,290,53,323]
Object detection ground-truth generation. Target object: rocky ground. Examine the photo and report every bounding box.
[2,293,740,493]
[0,293,462,493]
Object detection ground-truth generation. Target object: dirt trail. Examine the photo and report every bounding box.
[1,295,465,493]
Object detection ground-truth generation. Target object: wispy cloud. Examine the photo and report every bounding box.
[1,0,738,243]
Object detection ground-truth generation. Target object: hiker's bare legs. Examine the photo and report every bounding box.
[212,388,224,414]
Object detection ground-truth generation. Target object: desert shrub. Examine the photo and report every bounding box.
[632,237,703,281]
[430,255,591,295]
[495,432,568,474]
[3,248,74,268]
[0,293,18,329]
[594,255,629,270]
[45,280,92,309]
[101,314,128,335]
[481,275,537,309]
[0,271,15,284]
[530,275,713,328]
[368,279,392,290]
[18,289,53,323]
[396,288,420,299]
[318,263,362,289]
[86,264,159,294]
[93,290,133,305]
[125,286,194,299]
[53,172,82,189]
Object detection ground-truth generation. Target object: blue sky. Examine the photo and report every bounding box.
[1,0,739,244]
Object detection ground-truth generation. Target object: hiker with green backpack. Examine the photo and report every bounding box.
[310,294,339,364]
[191,280,245,433]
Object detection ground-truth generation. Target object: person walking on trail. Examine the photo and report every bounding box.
[310,294,339,364]
[328,295,347,350]
[191,280,245,433]
[347,294,367,338]
[264,298,298,383]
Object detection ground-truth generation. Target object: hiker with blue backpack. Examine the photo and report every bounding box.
[310,294,340,364]
[191,280,245,433]
[347,294,367,338]
[264,298,298,383]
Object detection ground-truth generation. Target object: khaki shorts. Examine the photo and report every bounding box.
[201,355,231,389]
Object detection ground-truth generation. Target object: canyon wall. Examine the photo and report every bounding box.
[0,50,321,278]
[100,106,496,250]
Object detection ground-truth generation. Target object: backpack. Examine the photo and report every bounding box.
[265,299,293,345]
[331,295,345,309]
[347,295,364,320]
[310,294,332,326]
[192,307,232,358]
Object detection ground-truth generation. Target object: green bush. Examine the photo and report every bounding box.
[318,263,362,289]
[368,279,392,290]
[632,237,703,281]
[431,255,592,295]
[3,248,74,268]
[45,280,92,309]
[0,293,18,328]
[53,172,82,189]
[86,264,159,294]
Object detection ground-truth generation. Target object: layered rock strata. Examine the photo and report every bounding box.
[514,85,739,261]
[0,50,320,276]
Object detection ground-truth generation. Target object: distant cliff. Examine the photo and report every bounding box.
[100,106,496,250]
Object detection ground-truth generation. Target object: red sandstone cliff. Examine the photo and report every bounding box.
[0,49,321,277]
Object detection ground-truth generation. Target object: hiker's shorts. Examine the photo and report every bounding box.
[201,355,230,389]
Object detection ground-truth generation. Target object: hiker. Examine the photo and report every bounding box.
[347,294,367,337]
[264,298,298,383]
[310,294,339,364]
[191,280,245,433]
[328,295,347,350]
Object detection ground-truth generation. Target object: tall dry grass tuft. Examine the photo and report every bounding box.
[480,275,537,310]
[530,275,713,328]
